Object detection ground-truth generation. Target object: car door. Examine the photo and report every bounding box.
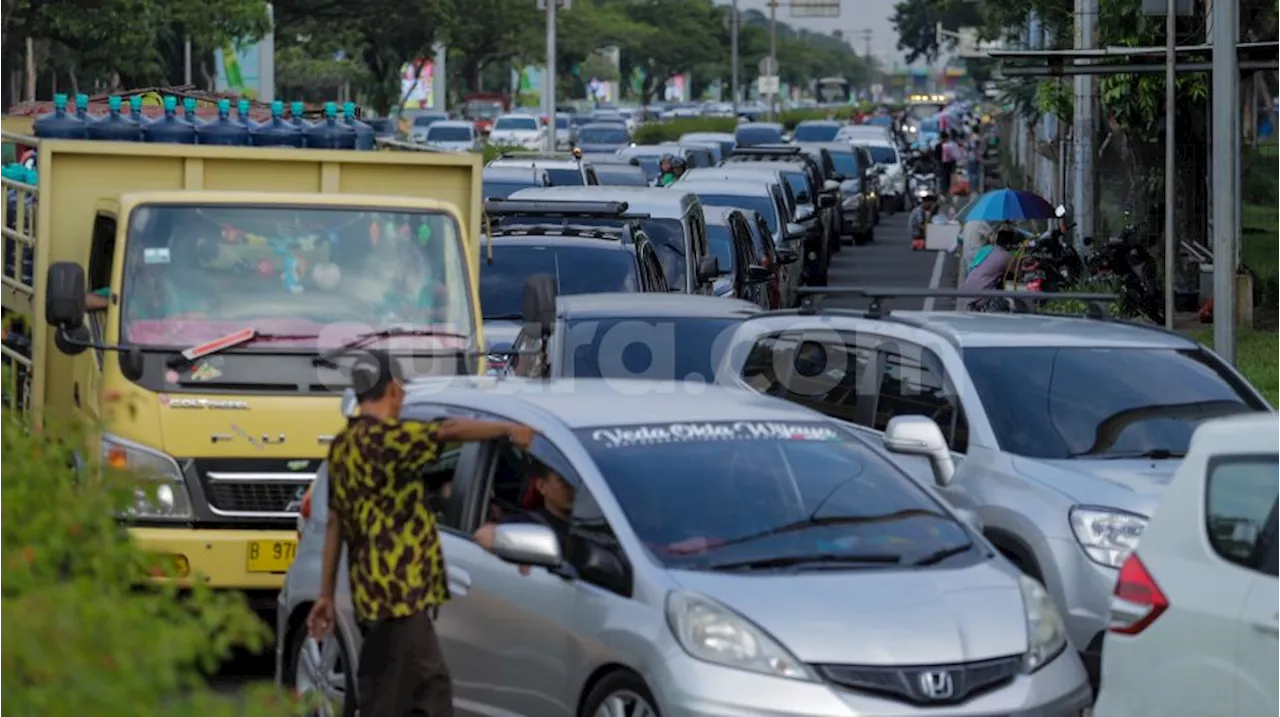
[436,416,579,717]
[731,214,762,306]
[1203,457,1280,716]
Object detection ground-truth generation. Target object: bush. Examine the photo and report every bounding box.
[631,117,737,145]
[1,411,301,716]
[1036,277,1124,318]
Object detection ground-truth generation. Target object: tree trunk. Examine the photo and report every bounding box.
[463,57,483,94]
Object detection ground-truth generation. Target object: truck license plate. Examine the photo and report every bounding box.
[247,540,297,573]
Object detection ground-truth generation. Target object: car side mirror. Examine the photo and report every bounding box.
[822,179,840,192]
[817,194,836,209]
[784,222,806,239]
[882,415,956,487]
[522,274,557,338]
[45,262,86,330]
[746,265,772,283]
[492,523,563,568]
[795,206,815,222]
[696,255,720,283]
[340,388,359,418]
[776,249,800,265]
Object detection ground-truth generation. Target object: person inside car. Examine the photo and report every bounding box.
[474,462,575,575]
[669,156,687,182]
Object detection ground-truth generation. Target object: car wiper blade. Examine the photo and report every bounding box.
[1070,448,1187,460]
[313,327,470,367]
[169,328,320,367]
[908,542,974,567]
[705,553,902,572]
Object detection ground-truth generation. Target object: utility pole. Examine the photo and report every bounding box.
[768,0,779,121]
[184,36,193,86]
[857,29,873,60]
[1162,0,1176,329]
[1210,0,1238,361]
[1071,0,1097,249]
[731,0,740,115]
[545,0,558,152]
[25,37,35,102]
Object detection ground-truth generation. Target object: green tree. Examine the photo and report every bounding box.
[446,0,542,93]
[890,0,984,64]
[622,0,726,104]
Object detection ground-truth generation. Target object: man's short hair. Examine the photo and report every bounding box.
[350,350,403,403]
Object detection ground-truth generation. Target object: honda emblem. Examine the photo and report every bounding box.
[917,670,955,701]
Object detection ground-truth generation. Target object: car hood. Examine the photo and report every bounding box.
[669,561,1027,665]
[1014,456,1176,516]
[482,320,522,354]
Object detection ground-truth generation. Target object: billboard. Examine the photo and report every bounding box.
[789,0,840,18]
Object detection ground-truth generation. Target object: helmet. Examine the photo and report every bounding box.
[670,157,687,171]
[659,153,675,166]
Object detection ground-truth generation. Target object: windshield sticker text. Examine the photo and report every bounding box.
[591,421,838,448]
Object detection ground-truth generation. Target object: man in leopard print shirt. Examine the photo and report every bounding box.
[307,350,536,717]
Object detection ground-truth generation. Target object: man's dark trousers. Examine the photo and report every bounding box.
[358,609,453,716]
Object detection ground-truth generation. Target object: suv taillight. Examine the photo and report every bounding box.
[1108,553,1168,635]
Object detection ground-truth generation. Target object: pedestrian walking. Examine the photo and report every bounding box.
[307,350,538,717]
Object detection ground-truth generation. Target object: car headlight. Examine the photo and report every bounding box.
[1069,506,1147,568]
[103,434,193,520]
[1018,575,1068,673]
[666,590,816,681]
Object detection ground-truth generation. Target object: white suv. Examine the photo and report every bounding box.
[488,114,546,151]
[1094,412,1278,717]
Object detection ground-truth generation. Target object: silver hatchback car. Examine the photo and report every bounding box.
[276,378,1091,716]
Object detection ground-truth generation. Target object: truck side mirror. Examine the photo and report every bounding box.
[523,274,557,338]
[46,262,86,330]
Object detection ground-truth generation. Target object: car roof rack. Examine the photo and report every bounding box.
[730,146,803,157]
[484,199,649,219]
[793,287,1119,320]
[489,223,628,241]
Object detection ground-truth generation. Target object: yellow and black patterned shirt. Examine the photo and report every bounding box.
[328,416,455,622]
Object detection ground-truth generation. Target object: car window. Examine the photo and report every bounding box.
[829,152,859,178]
[566,316,743,383]
[793,124,839,142]
[392,406,480,531]
[494,117,538,131]
[543,167,585,186]
[863,145,898,164]
[735,126,783,146]
[426,125,472,142]
[783,171,811,204]
[579,127,628,144]
[1206,455,1279,575]
[685,191,777,235]
[576,420,974,571]
[479,244,638,318]
[567,482,631,595]
[707,225,737,273]
[964,347,1263,459]
[739,330,877,425]
[482,180,534,200]
[874,347,968,452]
[535,216,687,289]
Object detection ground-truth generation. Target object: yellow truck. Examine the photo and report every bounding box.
[0,133,484,609]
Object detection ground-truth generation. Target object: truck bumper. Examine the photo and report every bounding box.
[131,526,296,591]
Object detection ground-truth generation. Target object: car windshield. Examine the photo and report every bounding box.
[706,224,737,272]
[686,191,777,235]
[577,421,972,570]
[483,181,535,199]
[567,317,743,382]
[479,244,637,317]
[121,204,472,346]
[495,117,538,131]
[426,126,472,142]
[579,127,628,144]
[793,124,839,142]
[543,167,585,186]
[524,216,686,287]
[964,347,1265,459]
[736,126,783,147]
[863,145,898,164]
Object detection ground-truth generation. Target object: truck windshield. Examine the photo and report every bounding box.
[120,204,473,347]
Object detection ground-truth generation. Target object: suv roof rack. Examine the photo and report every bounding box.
[730,146,803,157]
[484,199,649,219]
[794,287,1119,320]
[489,224,628,241]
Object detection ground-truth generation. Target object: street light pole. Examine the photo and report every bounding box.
[1162,0,1175,329]
[545,0,558,152]
[1210,0,1238,361]
[768,0,778,121]
[731,0,740,115]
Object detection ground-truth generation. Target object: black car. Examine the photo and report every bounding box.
[482,166,551,200]
[799,142,875,244]
[734,122,785,148]
[479,223,669,372]
[702,206,775,309]
[505,293,760,381]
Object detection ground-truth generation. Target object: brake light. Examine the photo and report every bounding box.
[1108,553,1168,635]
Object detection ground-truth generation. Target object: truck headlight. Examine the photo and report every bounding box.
[1070,506,1146,568]
[667,590,816,681]
[103,434,193,520]
[1019,575,1068,672]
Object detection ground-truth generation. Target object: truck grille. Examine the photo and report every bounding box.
[193,458,319,517]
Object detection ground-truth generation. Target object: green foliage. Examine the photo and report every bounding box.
[1036,278,1124,317]
[631,117,737,145]
[891,0,985,64]
[1,412,298,716]
[1033,81,1072,121]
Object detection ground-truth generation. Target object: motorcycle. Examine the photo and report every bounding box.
[1084,215,1163,324]
[1007,205,1085,293]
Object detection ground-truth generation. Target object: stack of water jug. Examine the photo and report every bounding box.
[32,93,375,150]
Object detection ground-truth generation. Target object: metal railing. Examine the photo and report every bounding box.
[1,136,37,410]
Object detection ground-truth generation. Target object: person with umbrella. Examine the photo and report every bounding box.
[952,188,1059,293]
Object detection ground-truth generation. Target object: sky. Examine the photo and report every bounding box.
[719,0,909,68]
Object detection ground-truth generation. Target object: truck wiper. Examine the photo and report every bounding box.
[705,552,902,572]
[312,327,469,367]
[169,328,320,367]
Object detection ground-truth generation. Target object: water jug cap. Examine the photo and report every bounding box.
[163,96,178,111]
[54,93,68,109]
[218,99,231,114]
[324,102,337,118]
[183,98,197,112]
[343,101,357,118]
[291,101,305,116]
[76,93,89,108]
[130,96,143,111]
[108,96,123,112]
[271,100,284,116]
[238,99,250,114]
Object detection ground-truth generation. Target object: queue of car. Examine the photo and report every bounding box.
[278,112,1277,717]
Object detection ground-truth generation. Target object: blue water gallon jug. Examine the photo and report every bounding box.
[234,99,256,130]
[74,93,99,128]
[128,95,150,129]
[289,101,312,132]
[342,102,375,150]
[33,93,88,139]
[252,101,303,147]
[304,102,358,150]
[86,96,143,141]
[143,96,197,144]
[197,99,250,146]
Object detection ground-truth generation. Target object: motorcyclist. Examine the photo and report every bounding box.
[657,154,677,187]
[908,193,938,251]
